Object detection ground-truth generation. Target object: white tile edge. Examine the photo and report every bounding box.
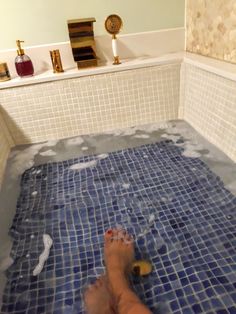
[1,51,236,90]
[184,52,236,82]
[0,53,184,89]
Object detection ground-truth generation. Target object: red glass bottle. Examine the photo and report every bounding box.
[15,40,34,77]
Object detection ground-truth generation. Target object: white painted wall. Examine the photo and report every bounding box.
[0,0,185,49]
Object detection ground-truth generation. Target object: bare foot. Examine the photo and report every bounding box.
[104,229,152,314]
[104,228,134,274]
[84,276,115,314]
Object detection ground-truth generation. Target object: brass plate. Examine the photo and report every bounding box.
[105,14,123,35]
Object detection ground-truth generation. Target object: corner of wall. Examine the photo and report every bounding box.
[182,62,236,162]
[0,114,14,148]
[184,0,187,51]
[178,61,186,119]
[0,112,14,188]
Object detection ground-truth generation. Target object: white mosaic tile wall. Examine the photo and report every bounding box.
[0,59,235,189]
[0,115,13,186]
[0,63,180,144]
[178,63,186,119]
[183,63,236,162]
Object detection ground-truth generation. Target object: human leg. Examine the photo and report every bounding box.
[84,275,115,314]
[104,229,152,314]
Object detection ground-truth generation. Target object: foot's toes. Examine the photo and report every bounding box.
[94,278,102,288]
[124,233,134,245]
[105,228,134,245]
[105,229,113,243]
[117,228,125,239]
[84,275,109,297]
[99,274,108,285]
[88,283,97,292]
[112,229,119,240]
[84,275,112,314]
[84,285,94,301]
[105,228,122,243]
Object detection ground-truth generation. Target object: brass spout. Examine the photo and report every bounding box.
[50,50,64,73]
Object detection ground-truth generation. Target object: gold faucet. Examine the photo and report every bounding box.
[50,50,64,73]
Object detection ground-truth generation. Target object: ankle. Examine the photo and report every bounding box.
[107,266,126,277]
[108,269,130,296]
[116,289,146,314]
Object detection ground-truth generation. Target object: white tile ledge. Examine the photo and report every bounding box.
[1,51,236,90]
[184,52,236,82]
[0,53,183,90]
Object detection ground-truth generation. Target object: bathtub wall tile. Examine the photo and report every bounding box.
[0,63,180,144]
[0,114,13,187]
[178,62,186,119]
[186,0,236,64]
[183,63,236,162]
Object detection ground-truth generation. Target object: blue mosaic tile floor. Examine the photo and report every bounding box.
[2,141,236,314]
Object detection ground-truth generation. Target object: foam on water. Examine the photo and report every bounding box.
[148,214,155,223]
[97,154,109,160]
[121,127,137,136]
[133,134,150,139]
[9,140,58,178]
[122,183,131,189]
[70,160,97,171]
[33,235,53,276]
[182,150,202,158]
[161,128,204,158]
[161,134,180,143]
[65,137,84,146]
[102,122,170,137]
[137,122,170,133]
[102,126,137,137]
[40,149,57,157]
[45,140,59,147]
